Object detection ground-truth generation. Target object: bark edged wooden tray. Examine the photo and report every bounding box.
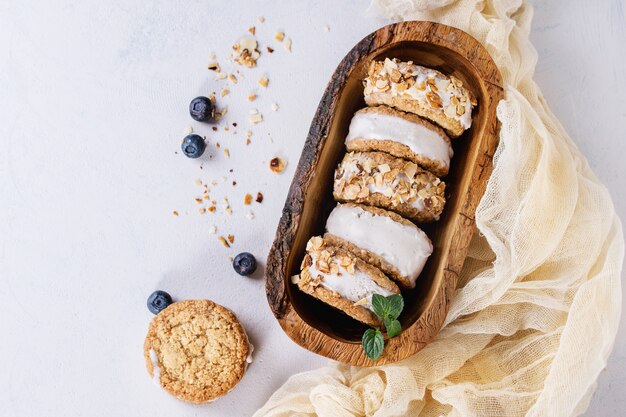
[265,21,503,366]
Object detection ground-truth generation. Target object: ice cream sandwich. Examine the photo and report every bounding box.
[345,106,453,177]
[324,203,432,288]
[333,151,446,222]
[293,236,400,326]
[363,58,477,138]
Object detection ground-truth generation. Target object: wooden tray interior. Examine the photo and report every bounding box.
[283,41,490,343]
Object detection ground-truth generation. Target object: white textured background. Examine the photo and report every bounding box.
[0,1,623,416]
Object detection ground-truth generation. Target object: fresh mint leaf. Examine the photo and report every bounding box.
[371,294,388,319]
[362,328,384,360]
[371,294,404,321]
[385,294,404,320]
[385,319,402,338]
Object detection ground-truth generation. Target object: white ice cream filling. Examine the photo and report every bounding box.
[307,252,394,311]
[345,111,453,169]
[326,204,433,287]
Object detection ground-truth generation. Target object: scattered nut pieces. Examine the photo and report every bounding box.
[228,73,238,84]
[227,234,235,244]
[258,76,269,87]
[232,37,260,68]
[223,148,230,158]
[271,102,279,111]
[218,236,230,248]
[172,211,179,217]
[290,274,301,284]
[209,225,217,234]
[199,207,206,214]
[248,26,255,35]
[195,198,203,204]
[270,157,286,173]
[248,93,257,101]
[243,193,253,205]
[221,88,230,97]
[207,61,220,72]
[257,16,265,23]
[266,46,274,53]
[274,31,284,42]
[216,72,228,80]
[284,38,292,52]
[249,112,263,124]
[194,179,202,185]
[246,211,255,220]
[256,192,264,203]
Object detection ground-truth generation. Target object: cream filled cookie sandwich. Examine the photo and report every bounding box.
[333,151,446,222]
[144,299,251,404]
[364,58,477,138]
[293,236,400,326]
[345,106,453,177]
[325,203,432,288]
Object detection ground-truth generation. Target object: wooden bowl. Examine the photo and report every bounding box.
[265,21,503,366]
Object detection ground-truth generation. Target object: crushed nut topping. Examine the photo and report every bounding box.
[274,31,284,42]
[269,157,286,173]
[218,236,230,248]
[258,76,269,87]
[256,192,264,203]
[244,193,253,205]
[232,37,260,68]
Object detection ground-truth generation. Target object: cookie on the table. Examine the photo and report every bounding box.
[363,58,477,138]
[144,299,251,404]
[325,203,433,289]
[345,106,453,177]
[293,236,400,326]
[333,151,446,222]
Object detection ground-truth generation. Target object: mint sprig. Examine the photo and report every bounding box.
[361,294,404,360]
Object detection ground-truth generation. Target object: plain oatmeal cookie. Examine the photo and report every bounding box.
[143,300,250,404]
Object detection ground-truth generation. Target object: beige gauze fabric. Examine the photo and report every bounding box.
[254,0,624,416]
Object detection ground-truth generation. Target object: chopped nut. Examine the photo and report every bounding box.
[172,210,179,217]
[290,274,300,284]
[223,148,230,158]
[208,206,216,213]
[218,236,230,248]
[274,31,284,42]
[227,234,235,244]
[248,93,257,101]
[246,138,251,145]
[207,61,220,72]
[256,192,264,203]
[198,207,206,214]
[271,102,279,111]
[193,179,202,185]
[216,72,227,80]
[244,193,253,205]
[232,37,260,68]
[354,297,368,306]
[246,211,255,220]
[249,113,263,124]
[183,126,194,135]
[228,73,238,84]
[258,76,269,87]
[248,26,255,35]
[266,46,274,53]
[269,157,286,173]
[209,225,217,234]
[195,198,203,204]
[221,88,230,97]
[257,16,265,23]
[284,38,292,52]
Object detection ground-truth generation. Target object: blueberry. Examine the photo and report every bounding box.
[147,290,173,315]
[181,134,206,158]
[233,252,257,276]
[189,96,215,122]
